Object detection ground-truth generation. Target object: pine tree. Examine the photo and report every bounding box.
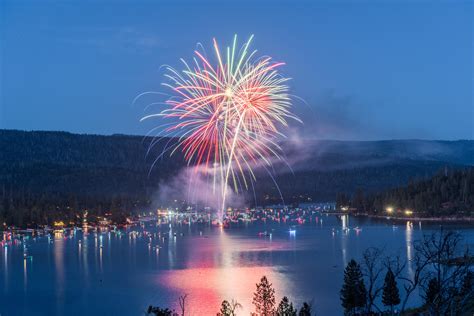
[424,277,440,311]
[298,302,312,316]
[340,259,367,315]
[461,271,474,294]
[252,276,276,316]
[276,296,297,316]
[219,300,232,316]
[146,306,175,316]
[382,268,400,314]
[352,188,365,212]
[218,300,242,316]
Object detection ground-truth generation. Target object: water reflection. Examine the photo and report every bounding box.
[23,258,27,290]
[159,227,288,315]
[406,221,414,278]
[54,233,65,315]
[3,246,8,290]
[82,234,89,282]
[341,215,348,266]
[2,216,474,316]
[161,267,286,315]
[341,215,348,231]
[157,229,294,315]
[99,247,103,273]
[99,234,103,273]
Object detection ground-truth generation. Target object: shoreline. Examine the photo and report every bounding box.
[355,213,474,223]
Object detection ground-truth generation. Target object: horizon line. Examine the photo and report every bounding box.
[1,128,473,143]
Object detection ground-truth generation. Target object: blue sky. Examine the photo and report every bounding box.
[1,0,472,140]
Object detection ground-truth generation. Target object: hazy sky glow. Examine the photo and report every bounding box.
[1,0,472,140]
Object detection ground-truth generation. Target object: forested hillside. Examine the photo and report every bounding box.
[337,168,474,217]
[1,129,472,226]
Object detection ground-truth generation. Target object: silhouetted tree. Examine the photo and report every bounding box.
[352,188,365,212]
[382,268,400,314]
[424,277,440,313]
[460,271,474,297]
[252,276,276,316]
[340,259,367,315]
[219,300,232,316]
[218,299,242,316]
[298,302,312,316]
[276,296,297,316]
[361,247,385,313]
[178,294,187,316]
[146,306,176,316]
[414,230,471,315]
[456,271,474,312]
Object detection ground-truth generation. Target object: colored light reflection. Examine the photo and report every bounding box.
[158,266,285,315]
[406,221,414,279]
[156,229,290,315]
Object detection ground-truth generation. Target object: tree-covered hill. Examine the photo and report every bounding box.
[337,167,474,217]
[1,129,472,226]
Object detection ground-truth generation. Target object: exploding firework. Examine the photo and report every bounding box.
[141,35,300,219]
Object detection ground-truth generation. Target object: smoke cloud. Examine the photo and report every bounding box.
[154,166,246,211]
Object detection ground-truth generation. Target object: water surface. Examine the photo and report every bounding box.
[1,215,473,315]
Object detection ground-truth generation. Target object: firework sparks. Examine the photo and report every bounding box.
[141,35,300,219]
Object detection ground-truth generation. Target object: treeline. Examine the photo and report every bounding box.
[336,167,474,217]
[257,161,454,205]
[1,130,473,227]
[0,188,146,228]
[0,130,184,227]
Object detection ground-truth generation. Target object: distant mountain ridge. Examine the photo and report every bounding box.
[280,138,473,170]
[2,129,472,169]
[0,129,472,212]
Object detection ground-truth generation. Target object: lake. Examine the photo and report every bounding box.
[1,214,474,316]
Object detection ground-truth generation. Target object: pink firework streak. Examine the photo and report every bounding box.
[141,35,300,220]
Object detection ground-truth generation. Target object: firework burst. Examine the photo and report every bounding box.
[141,35,300,218]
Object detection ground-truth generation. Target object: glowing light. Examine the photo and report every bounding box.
[386,207,393,214]
[405,209,413,216]
[224,87,233,98]
[141,35,300,218]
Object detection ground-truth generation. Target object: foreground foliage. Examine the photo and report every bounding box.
[340,229,474,315]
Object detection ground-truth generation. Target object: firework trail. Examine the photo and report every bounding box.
[141,35,300,220]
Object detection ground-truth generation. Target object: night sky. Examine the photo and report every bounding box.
[1,0,472,140]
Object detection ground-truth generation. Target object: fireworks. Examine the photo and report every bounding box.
[141,35,300,216]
